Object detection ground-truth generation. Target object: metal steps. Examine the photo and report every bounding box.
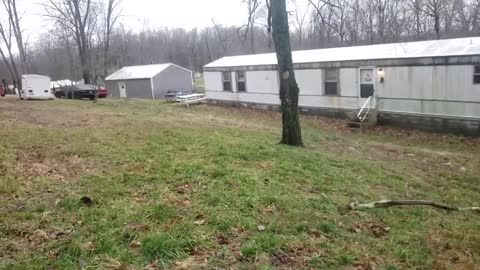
[347,95,378,129]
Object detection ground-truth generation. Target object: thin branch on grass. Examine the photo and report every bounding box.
[348,200,480,213]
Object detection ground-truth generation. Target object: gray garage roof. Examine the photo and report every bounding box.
[205,37,480,68]
[106,63,191,80]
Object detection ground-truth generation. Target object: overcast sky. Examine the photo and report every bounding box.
[19,0,309,42]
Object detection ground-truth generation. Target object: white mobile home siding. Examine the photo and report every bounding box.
[206,65,480,118]
[295,69,323,95]
[377,65,480,118]
[206,69,362,110]
[340,69,358,97]
[203,38,480,135]
[204,72,223,91]
[205,71,280,105]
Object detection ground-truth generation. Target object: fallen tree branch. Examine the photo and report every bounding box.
[348,200,480,213]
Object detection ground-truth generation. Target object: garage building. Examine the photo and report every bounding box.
[105,63,193,99]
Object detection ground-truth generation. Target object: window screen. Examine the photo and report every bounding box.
[236,71,246,92]
[474,66,480,84]
[223,72,232,91]
[324,69,338,96]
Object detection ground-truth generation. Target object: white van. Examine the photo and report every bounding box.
[21,74,53,100]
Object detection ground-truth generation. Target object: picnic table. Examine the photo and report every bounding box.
[176,93,207,107]
[165,91,186,102]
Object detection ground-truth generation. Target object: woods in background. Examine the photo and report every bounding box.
[1,0,480,82]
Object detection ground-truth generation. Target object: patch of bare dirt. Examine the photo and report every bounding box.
[173,249,210,270]
[14,151,97,181]
[428,234,479,270]
[0,97,125,129]
[351,222,391,238]
[270,247,324,269]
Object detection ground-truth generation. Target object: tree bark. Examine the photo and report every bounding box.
[270,0,304,146]
[349,200,480,213]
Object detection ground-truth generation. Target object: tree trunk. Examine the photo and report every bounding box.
[434,14,441,39]
[103,35,110,77]
[250,23,255,54]
[10,0,27,73]
[271,0,303,147]
[78,45,91,84]
[415,11,421,38]
[103,0,118,78]
[5,43,21,90]
[0,48,16,85]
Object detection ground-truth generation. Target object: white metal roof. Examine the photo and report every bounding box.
[106,63,191,80]
[50,79,76,89]
[22,74,50,79]
[204,37,480,68]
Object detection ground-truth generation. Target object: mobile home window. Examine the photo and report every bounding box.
[236,71,246,92]
[324,69,339,96]
[474,66,480,84]
[222,72,232,91]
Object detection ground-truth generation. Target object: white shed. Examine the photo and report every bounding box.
[203,37,480,135]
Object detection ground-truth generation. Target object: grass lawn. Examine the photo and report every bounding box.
[1,97,479,269]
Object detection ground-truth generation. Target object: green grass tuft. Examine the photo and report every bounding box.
[141,232,195,263]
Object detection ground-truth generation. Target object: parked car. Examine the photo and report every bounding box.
[98,86,108,98]
[56,84,98,100]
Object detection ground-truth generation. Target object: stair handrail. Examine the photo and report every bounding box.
[357,95,377,122]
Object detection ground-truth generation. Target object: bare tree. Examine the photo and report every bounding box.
[0,0,27,91]
[345,0,362,45]
[3,0,27,74]
[102,0,121,77]
[211,19,230,56]
[44,0,96,84]
[409,0,425,38]
[423,0,447,39]
[309,0,348,45]
[0,22,18,88]
[268,0,304,146]
[290,0,311,49]
[473,0,480,33]
[242,0,261,53]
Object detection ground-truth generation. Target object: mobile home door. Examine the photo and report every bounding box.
[358,68,375,107]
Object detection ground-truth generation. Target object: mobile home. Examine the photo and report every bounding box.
[203,37,480,136]
[21,75,53,100]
